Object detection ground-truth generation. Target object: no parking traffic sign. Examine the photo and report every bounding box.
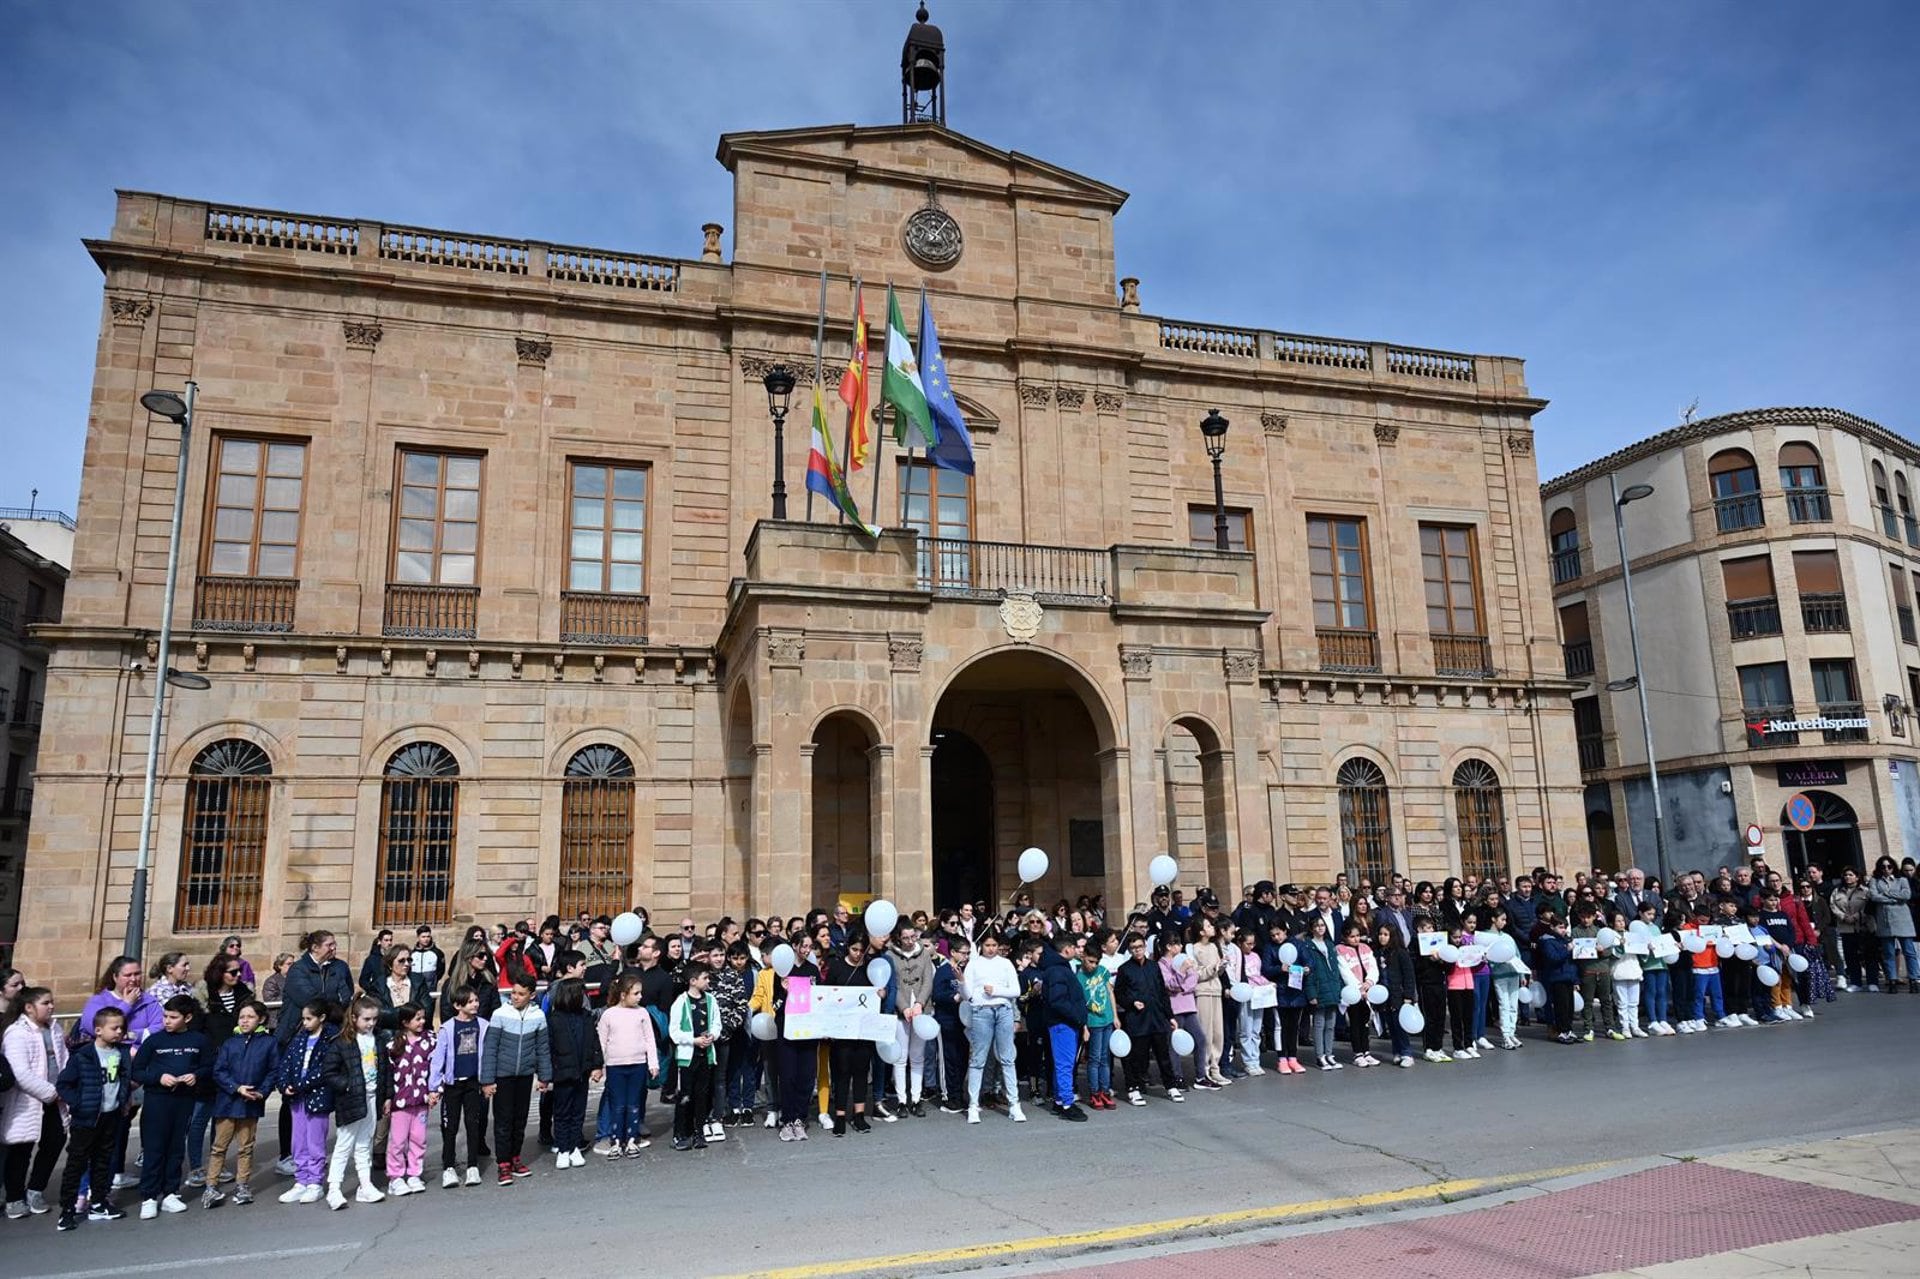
[1785,793,1817,832]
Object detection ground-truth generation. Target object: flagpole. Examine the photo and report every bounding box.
[840,276,861,514]
[872,405,889,525]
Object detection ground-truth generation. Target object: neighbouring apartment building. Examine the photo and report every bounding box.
[1544,406,1920,881]
[15,16,1583,993]
[0,508,70,957]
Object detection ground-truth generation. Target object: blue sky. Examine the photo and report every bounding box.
[3,0,1916,514]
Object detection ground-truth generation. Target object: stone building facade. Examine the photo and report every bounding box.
[0,513,68,954]
[1544,407,1920,882]
[16,110,1583,992]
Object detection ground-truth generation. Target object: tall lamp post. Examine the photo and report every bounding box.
[1200,407,1230,550]
[1608,473,1667,881]
[125,382,212,960]
[763,364,796,519]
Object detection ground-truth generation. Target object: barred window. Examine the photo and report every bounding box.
[375,743,459,926]
[560,744,636,919]
[176,740,272,933]
[1452,760,1507,882]
[1337,758,1393,884]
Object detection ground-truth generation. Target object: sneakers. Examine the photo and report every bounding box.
[273,1157,297,1177]
[940,1099,966,1115]
[464,1166,482,1186]
[1058,1104,1088,1122]
[1397,1055,1415,1068]
[1502,1036,1521,1050]
[966,1106,981,1124]
[1475,1037,1494,1050]
[671,1138,693,1151]
[624,1138,650,1155]
[1556,1032,1577,1044]
[510,1158,531,1177]
[279,1183,310,1204]
[297,1184,324,1204]
[140,1199,159,1220]
[1008,1103,1028,1122]
[909,1100,926,1118]
[232,1185,254,1206]
[1166,1087,1185,1102]
[57,1210,80,1231]
[200,1188,225,1210]
[88,1201,127,1222]
[112,1174,139,1190]
[849,1114,872,1134]
[1629,1024,1650,1038]
[160,1193,187,1214]
[1244,1064,1266,1076]
[873,1101,897,1123]
[1580,1030,1595,1042]
[443,1168,461,1188]
[1126,1089,1147,1106]
[4,1200,27,1220]
[497,1164,514,1187]
[389,1179,413,1197]
[25,1189,48,1214]
[327,1188,348,1210]
[1605,1030,1627,1042]
[1423,1049,1451,1062]
[355,1184,384,1204]
[777,1121,795,1142]
[182,1170,207,1189]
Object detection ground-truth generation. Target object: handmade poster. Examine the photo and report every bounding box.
[1724,923,1755,945]
[1570,937,1599,961]
[784,983,894,1043]
[1457,945,1487,967]
[1287,964,1306,989]
[1697,924,1725,940]
[1625,935,1651,955]
[1649,935,1681,960]
[1249,983,1279,1009]
[1417,931,1447,957]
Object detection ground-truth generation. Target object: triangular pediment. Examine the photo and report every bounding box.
[717,122,1127,211]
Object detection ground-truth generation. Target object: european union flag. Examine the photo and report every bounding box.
[918,291,975,476]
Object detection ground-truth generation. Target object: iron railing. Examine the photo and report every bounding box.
[1432,633,1493,677]
[560,592,650,645]
[919,538,1111,603]
[1727,596,1782,639]
[1743,704,1799,749]
[1714,494,1765,533]
[382,583,478,639]
[1882,505,1902,539]
[1902,606,1916,645]
[1551,546,1582,585]
[1800,592,1850,634]
[1820,701,1870,744]
[193,575,298,632]
[1784,488,1831,523]
[1316,628,1381,673]
[1576,734,1605,773]
[1563,639,1594,678]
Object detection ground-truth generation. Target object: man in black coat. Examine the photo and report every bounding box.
[1110,933,1180,1105]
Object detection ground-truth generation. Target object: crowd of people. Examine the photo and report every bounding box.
[2,853,1916,1236]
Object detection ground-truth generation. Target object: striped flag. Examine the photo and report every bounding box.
[805,383,879,537]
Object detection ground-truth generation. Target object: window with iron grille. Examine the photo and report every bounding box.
[560,744,636,919]
[175,740,272,933]
[1452,760,1507,882]
[375,743,459,926]
[1337,758,1393,884]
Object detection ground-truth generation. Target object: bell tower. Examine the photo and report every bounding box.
[901,4,945,125]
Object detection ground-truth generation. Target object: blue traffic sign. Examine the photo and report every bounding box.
[1786,793,1816,831]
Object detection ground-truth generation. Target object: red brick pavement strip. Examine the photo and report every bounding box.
[1068,1163,1920,1279]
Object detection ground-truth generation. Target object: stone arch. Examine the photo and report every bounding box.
[811,710,880,908]
[1162,714,1232,895]
[362,722,478,779]
[1441,745,1511,790]
[923,643,1119,752]
[806,702,888,746]
[547,725,650,778]
[1331,743,1399,788]
[168,719,293,776]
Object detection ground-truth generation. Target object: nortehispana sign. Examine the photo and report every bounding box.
[1745,712,1870,735]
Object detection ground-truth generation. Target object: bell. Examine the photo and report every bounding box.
[909,53,941,93]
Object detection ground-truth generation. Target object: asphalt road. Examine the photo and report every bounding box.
[10,994,1920,1279]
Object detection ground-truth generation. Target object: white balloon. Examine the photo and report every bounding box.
[1018,847,1049,883]
[1574,990,1586,1013]
[1339,984,1362,1007]
[1683,933,1708,954]
[1397,1004,1424,1034]
[1486,935,1518,965]
[610,912,643,947]
[1149,854,1179,887]
[1171,1028,1195,1057]
[1278,943,1298,966]
[1230,982,1254,1003]
[1367,984,1390,1006]
[770,944,796,977]
[1628,920,1654,940]
[1715,938,1737,959]
[864,899,899,939]
[1436,944,1461,964]
[957,1000,973,1026]
[1524,984,1545,1007]
[1597,927,1621,949]
[1735,943,1758,962]
[1108,1028,1132,1058]
[749,1012,778,1042]
[876,1034,902,1064]
[1756,964,1780,987]
[912,1013,940,1041]
[1787,953,1810,974]
[867,957,893,989]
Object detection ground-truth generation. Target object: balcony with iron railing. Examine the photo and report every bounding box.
[1902,606,1916,646]
[1743,704,1800,749]
[1576,733,1605,773]
[193,576,297,632]
[1907,517,1920,548]
[1820,701,1870,744]
[1316,628,1381,673]
[1551,546,1582,585]
[1431,633,1493,677]
[560,592,650,645]
[1563,639,1594,678]
[1880,505,1901,539]
[1785,488,1831,523]
[918,538,1112,603]
[382,583,479,640]
[1800,592,1850,634]
[1714,494,1765,533]
[1727,596,1782,640]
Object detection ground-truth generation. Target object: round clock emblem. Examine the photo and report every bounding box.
[903,206,963,269]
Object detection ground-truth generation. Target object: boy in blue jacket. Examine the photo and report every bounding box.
[1532,914,1578,1043]
[132,995,213,1217]
[930,940,970,1113]
[205,999,276,1207]
[1034,934,1089,1121]
[55,1007,134,1231]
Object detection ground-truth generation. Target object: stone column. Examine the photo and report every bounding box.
[1098,746,1134,910]
[1224,650,1273,888]
[1120,645,1160,908]
[869,744,897,902]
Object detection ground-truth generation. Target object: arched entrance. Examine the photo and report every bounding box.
[929,649,1119,913]
[1163,718,1231,893]
[811,712,878,907]
[1781,790,1863,879]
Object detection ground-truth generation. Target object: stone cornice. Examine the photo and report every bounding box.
[1542,406,1909,495]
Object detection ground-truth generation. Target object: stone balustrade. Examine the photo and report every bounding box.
[1156,319,1487,387]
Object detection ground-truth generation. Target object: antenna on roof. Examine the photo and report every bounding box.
[1680,398,1699,424]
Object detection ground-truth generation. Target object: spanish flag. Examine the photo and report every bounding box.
[840,286,871,470]
[805,383,879,537]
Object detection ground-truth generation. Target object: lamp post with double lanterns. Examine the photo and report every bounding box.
[126,383,213,960]
[1201,407,1230,550]
[1608,473,1667,881]
[763,364,797,519]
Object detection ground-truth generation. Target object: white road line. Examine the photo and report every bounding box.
[20,1243,362,1279]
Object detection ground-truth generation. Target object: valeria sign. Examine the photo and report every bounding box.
[1745,712,1871,735]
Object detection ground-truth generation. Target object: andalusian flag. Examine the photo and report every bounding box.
[880,285,934,448]
[840,286,871,470]
[805,383,879,537]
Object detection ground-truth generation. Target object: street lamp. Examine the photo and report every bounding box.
[1200,407,1230,550]
[763,364,797,520]
[1610,474,1667,881]
[126,381,200,960]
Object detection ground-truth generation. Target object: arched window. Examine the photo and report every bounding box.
[1337,758,1393,884]
[1872,461,1897,537]
[1708,449,1763,532]
[1452,760,1507,882]
[1778,442,1828,523]
[1548,508,1580,584]
[175,739,272,932]
[560,744,636,918]
[1897,474,1916,546]
[375,743,459,926]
